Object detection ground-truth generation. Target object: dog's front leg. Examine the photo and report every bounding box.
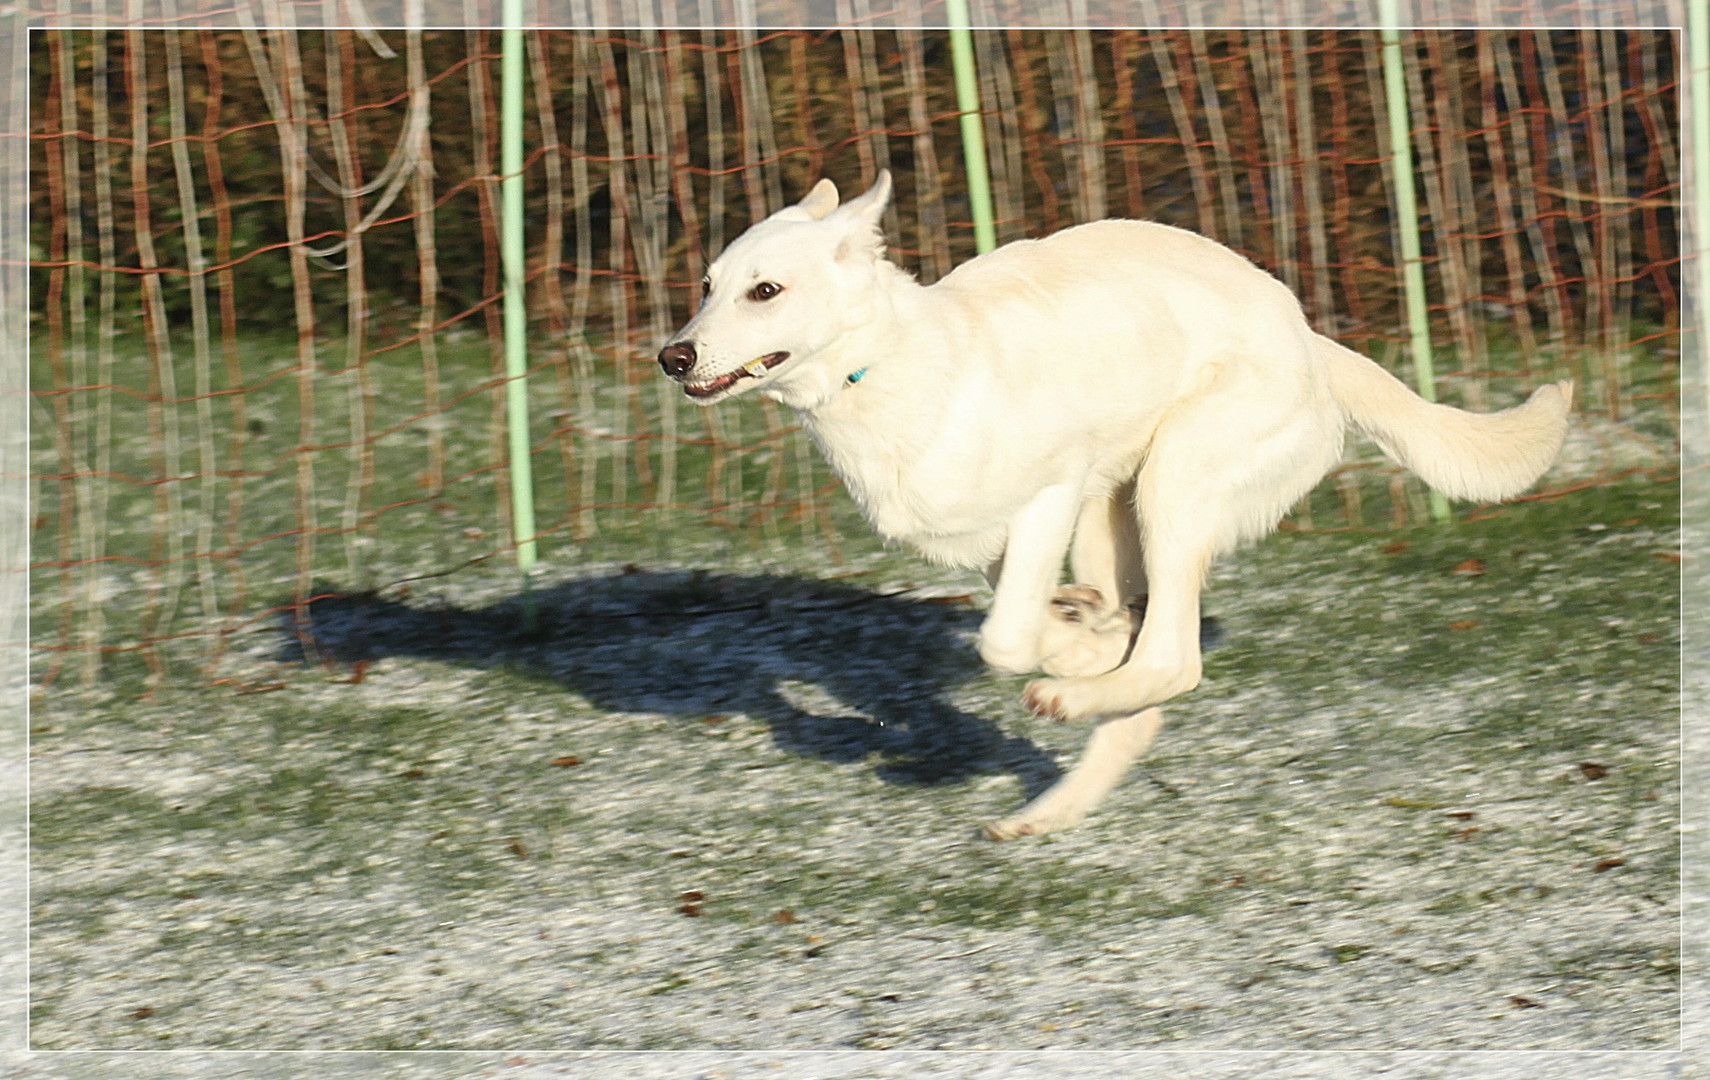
[984,706,1163,839]
[977,482,1082,674]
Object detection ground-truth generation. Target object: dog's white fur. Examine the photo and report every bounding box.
[662,171,1572,839]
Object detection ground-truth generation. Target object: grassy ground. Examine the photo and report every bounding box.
[26,468,1680,1051]
[26,331,1684,1054]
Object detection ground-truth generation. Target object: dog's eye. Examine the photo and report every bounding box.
[748,281,783,302]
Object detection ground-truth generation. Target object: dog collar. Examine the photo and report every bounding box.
[846,367,868,386]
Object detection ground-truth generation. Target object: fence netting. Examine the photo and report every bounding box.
[30,22,1680,687]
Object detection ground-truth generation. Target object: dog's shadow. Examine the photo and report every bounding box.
[280,570,1062,796]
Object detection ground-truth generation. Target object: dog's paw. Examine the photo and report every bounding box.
[1038,640,1124,678]
[1025,663,1198,722]
[982,814,1047,841]
[1038,587,1140,678]
[1023,676,1087,722]
[1048,584,1107,622]
[977,630,1040,675]
[982,794,1091,840]
[981,817,1031,841]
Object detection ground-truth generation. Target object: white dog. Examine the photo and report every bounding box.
[659,171,1571,840]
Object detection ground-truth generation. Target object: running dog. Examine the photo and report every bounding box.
[658,171,1571,839]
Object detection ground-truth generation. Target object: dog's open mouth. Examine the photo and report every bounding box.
[682,351,791,399]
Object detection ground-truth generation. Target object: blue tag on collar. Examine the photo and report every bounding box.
[846,367,868,385]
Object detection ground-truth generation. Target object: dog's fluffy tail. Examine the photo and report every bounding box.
[1317,336,1572,503]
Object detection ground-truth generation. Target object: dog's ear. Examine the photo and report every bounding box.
[769,178,840,223]
[833,169,892,261]
[795,178,840,220]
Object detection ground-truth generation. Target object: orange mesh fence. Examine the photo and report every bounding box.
[29,25,1680,687]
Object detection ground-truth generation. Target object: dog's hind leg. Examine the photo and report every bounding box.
[983,706,1164,839]
[1024,515,1211,720]
[1023,417,1236,719]
[1025,365,1339,721]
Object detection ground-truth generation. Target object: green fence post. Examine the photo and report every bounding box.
[1379,0,1450,524]
[502,0,539,577]
[946,0,997,255]
[1693,0,1710,421]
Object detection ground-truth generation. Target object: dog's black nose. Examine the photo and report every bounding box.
[658,341,697,378]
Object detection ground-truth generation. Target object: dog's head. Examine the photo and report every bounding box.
[658,171,894,408]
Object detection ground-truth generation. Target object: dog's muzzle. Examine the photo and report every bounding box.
[660,342,792,400]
